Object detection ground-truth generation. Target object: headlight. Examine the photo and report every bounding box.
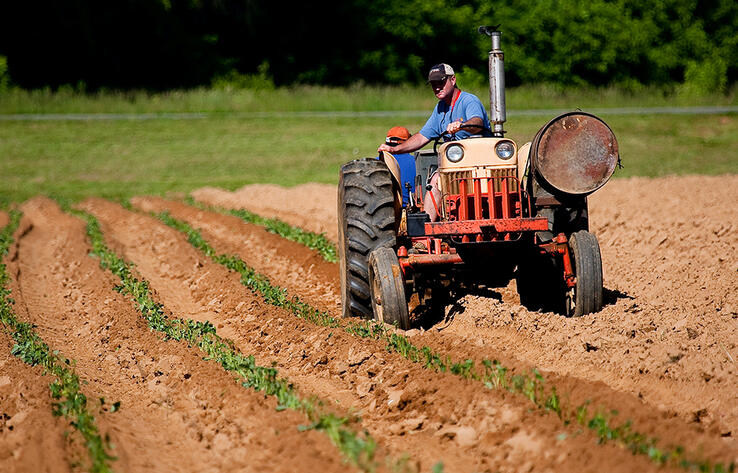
[495,141,515,160]
[446,144,464,163]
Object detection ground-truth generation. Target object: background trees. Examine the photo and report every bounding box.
[0,0,735,92]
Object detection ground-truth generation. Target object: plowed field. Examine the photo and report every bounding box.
[2,174,737,472]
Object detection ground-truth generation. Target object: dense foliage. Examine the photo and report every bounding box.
[0,0,735,92]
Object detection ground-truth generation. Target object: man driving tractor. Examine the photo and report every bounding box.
[378,63,491,220]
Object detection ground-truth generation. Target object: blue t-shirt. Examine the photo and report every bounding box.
[419,90,491,141]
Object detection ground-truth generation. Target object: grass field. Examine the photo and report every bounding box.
[1,86,737,207]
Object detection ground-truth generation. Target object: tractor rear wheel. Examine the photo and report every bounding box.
[338,159,397,319]
[566,230,603,317]
[368,247,410,329]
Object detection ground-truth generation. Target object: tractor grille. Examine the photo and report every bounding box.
[440,166,521,221]
[441,167,518,195]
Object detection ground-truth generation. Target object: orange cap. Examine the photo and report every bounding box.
[385,126,411,145]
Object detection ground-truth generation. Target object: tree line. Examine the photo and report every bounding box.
[0,0,735,93]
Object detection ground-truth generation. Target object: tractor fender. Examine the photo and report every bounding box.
[379,151,404,226]
[517,141,532,193]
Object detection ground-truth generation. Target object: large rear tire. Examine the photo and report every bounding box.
[566,230,603,317]
[338,159,397,319]
[368,247,410,329]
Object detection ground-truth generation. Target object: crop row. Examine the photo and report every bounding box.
[186,196,338,262]
[153,208,735,473]
[0,211,115,473]
[73,209,419,473]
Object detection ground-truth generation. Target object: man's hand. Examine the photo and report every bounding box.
[446,118,464,135]
[377,143,394,153]
[446,116,484,136]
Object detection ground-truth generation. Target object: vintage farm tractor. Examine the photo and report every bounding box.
[338,26,619,329]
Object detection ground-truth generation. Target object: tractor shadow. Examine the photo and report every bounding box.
[603,287,633,307]
[412,285,503,330]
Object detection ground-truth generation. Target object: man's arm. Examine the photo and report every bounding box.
[446,116,484,135]
[378,133,431,154]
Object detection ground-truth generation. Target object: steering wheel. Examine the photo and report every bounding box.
[432,123,494,155]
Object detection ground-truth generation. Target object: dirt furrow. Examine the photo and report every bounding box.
[191,176,738,452]
[10,197,351,473]
[192,184,339,243]
[0,331,76,472]
[2,209,76,472]
[118,196,690,472]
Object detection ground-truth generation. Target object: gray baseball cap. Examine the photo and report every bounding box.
[428,63,455,82]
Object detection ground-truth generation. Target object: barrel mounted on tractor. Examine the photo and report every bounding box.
[338,26,620,329]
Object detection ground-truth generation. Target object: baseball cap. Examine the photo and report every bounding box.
[428,63,455,82]
[385,126,411,146]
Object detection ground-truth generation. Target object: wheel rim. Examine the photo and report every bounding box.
[371,269,385,322]
[566,286,575,316]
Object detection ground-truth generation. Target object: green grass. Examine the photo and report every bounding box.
[1,110,736,207]
[1,83,736,114]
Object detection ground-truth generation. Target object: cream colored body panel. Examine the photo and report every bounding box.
[438,138,518,169]
[517,142,532,192]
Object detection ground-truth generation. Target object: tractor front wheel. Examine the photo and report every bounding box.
[566,230,603,317]
[368,247,410,329]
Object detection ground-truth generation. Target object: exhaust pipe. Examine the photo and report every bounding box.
[478,25,505,137]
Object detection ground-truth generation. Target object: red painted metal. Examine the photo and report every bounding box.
[397,246,408,258]
[501,178,510,219]
[539,233,576,288]
[487,182,496,219]
[402,253,463,267]
[473,179,483,219]
[425,217,548,236]
[459,179,468,220]
[429,187,441,219]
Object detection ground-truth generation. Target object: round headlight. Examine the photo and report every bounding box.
[446,144,464,163]
[495,141,515,160]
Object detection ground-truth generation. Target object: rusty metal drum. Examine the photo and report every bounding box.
[531,112,619,196]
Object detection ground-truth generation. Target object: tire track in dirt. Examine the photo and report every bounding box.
[126,196,696,472]
[189,175,738,463]
[10,197,351,473]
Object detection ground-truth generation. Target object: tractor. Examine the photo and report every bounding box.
[338,26,619,329]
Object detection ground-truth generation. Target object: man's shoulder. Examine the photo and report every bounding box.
[459,90,484,105]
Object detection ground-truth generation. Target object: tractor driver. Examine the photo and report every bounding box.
[377,63,491,220]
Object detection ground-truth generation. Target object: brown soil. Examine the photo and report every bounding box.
[192,183,339,242]
[191,175,738,465]
[2,198,352,473]
[0,329,76,472]
[3,174,736,471]
[108,196,664,472]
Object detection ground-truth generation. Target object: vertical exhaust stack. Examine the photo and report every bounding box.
[478,25,505,137]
